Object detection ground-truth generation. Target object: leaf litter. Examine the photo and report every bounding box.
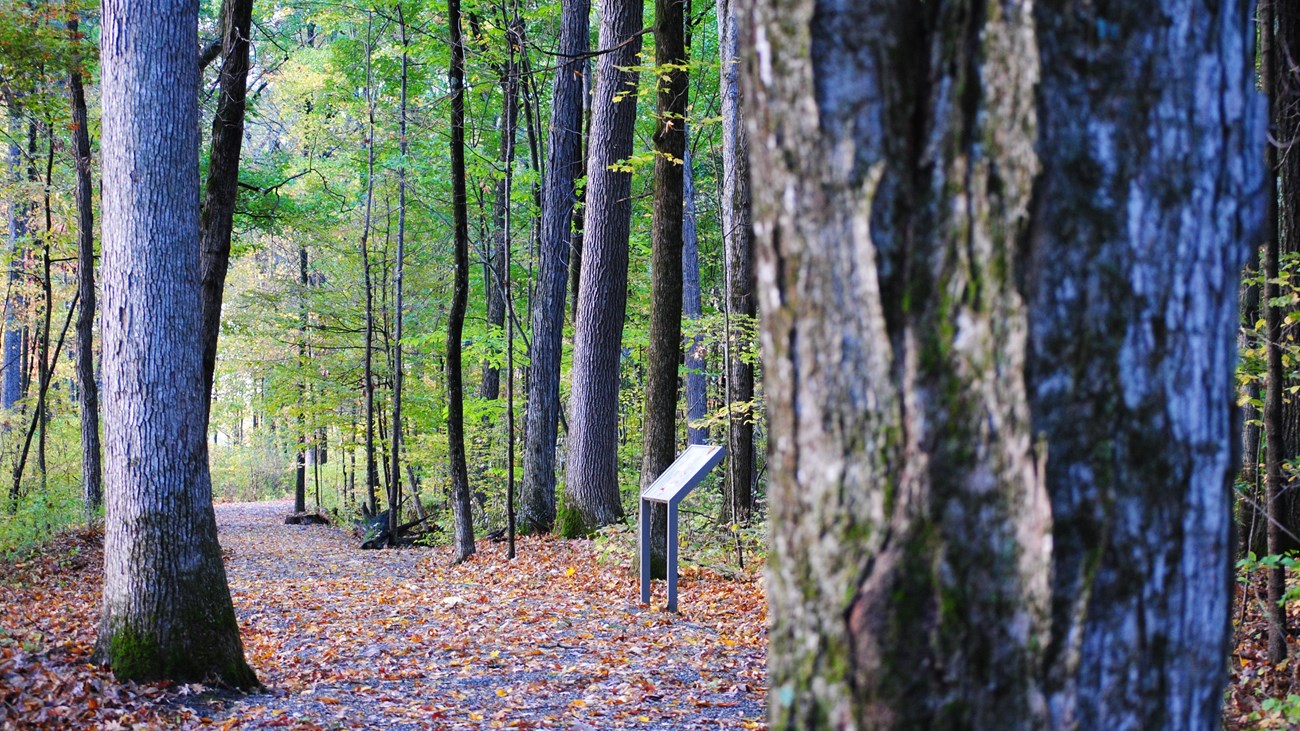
[1,500,767,729]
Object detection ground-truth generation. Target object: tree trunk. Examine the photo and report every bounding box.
[69,18,102,519]
[94,0,256,686]
[682,140,706,447]
[3,106,24,412]
[361,12,379,517]
[198,0,253,409]
[36,121,53,494]
[481,37,520,402]
[1262,0,1290,665]
[641,0,688,579]
[746,1,1260,728]
[389,6,410,543]
[1032,5,1259,726]
[569,57,594,320]
[561,0,643,536]
[448,0,477,564]
[717,0,754,524]
[295,245,307,515]
[520,0,589,534]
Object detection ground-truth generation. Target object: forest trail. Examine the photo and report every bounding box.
[0,499,766,729]
[211,499,766,729]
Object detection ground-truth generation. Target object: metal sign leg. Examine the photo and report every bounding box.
[640,499,651,604]
[667,503,679,613]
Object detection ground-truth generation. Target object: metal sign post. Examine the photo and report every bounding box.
[639,444,727,612]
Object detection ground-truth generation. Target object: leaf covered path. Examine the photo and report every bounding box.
[1,500,767,729]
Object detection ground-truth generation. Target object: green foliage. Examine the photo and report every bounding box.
[0,417,90,559]
[1237,251,1300,418]
[1259,695,1300,727]
[210,434,294,503]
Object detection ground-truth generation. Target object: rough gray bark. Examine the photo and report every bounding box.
[717,0,754,523]
[682,141,706,446]
[561,0,643,536]
[94,0,256,686]
[641,0,689,579]
[448,0,477,564]
[1031,4,1259,727]
[198,0,253,407]
[520,0,589,534]
[69,18,102,519]
[745,0,1260,729]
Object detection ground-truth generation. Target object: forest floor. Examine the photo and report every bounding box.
[1227,569,1300,729]
[0,500,767,730]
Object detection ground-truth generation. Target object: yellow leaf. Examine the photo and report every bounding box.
[565,566,576,577]
[496,688,509,697]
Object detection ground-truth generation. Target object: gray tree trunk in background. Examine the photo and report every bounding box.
[561,0,643,536]
[198,0,254,409]
[69,18,101,519]
[93,0,257,687]
[641,0,689,578]
[481,35,520,403]
[746,0,1259,728]
[4,110,26,412]
[717,0,754,524]
[520,0,589,534]
[683,141,706,446]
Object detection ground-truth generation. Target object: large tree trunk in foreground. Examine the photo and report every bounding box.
[641,0,688,579]
[1031,5,1258,727]
[747,0,1259,728]
[94,0,256,687]
[520,0,589,534]
[562,0,643,536]
[69,18,102,519]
